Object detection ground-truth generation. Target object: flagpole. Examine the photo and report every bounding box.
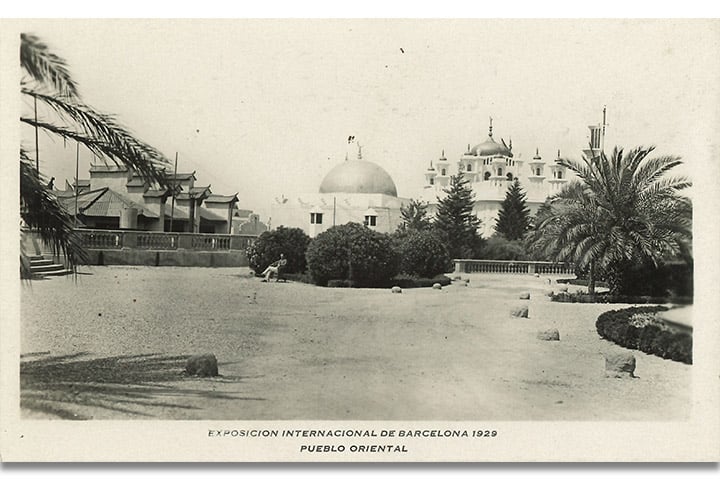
[74,142,80,227]
[169,152,178,232]
[34,97,39,177]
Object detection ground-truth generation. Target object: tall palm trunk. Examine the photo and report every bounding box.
[588,260,596,296]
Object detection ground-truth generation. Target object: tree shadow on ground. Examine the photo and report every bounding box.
[20,352,265,420]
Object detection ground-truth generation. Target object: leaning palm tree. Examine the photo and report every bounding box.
[529,146,692,295]
[19,33,170,276]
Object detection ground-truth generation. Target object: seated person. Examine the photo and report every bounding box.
[261,253,287,282]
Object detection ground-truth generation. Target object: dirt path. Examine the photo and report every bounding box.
[20,267,691,420]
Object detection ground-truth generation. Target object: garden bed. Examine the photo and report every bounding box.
[596,306,692,364]
[552,291,692,305]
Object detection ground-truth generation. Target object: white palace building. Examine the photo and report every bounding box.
[420,119,572,237]
[271,119,605,238]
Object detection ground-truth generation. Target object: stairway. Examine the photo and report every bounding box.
[28,255,72,277]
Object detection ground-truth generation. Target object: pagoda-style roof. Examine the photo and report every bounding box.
[89,164,129,173]
[58,187,159,218]
[204,193,239,204]
[176,185,211,201]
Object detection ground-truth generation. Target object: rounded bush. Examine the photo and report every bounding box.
[596,306,691,364]
[306,223,400,287]
[393,230,451,278]
[246,226,311,275]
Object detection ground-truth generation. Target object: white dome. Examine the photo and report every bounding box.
[319,159,398,197]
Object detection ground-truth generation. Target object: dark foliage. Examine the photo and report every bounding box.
[433,171,482,259]
[392,229,451,277]
[480,235,529,261]
[494,179,531,240]
[398,198,431,232]
[551,291,692,305]
[246,226,311,275]
[306,223,400,287]
[595,307,692,364]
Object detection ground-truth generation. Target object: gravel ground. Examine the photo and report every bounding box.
[20,266,691,420]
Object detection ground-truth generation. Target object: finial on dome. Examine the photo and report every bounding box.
[536,147,539,155]
[508,137,512,150]
[357,142,363,160]
[489,116,493,137]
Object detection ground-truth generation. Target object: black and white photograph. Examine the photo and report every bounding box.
[0,16,718,463]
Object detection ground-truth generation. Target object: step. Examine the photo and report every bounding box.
[30,263,68,274]
[30,259,54,267]
[40,268,73,277]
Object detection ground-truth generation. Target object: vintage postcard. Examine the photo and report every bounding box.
[0,18,718,462]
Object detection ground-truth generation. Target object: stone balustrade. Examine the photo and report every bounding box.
[453,259,574,275]
[78,228,255,252]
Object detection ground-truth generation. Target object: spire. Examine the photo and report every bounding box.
[357,142,363,160]
[533,147,541,160]
[508,137,512,151]
[488,116,493,138]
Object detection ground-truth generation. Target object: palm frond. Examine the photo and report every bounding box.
[20,33,79,98]
[20,150,88,272]
[21,89,169,186]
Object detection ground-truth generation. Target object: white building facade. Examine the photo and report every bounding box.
[271,147,409,237]
[420,120,570,237]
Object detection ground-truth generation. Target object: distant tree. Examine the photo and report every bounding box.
[397,199,431,232]
[494,179,531,240]
[433,171,482,259]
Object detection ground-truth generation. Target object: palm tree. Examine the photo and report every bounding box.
[529,146,692,295]
[19,33,170,276]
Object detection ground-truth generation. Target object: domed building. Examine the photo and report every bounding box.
[421,119,569,237]
[271,144,409,237]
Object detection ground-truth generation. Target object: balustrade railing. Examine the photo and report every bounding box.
[77,229,255,252]
[80,230,123,249]
[137,232,179,250]
[453,259,574,275]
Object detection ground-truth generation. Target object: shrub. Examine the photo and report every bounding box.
[551,291,691,305]
[306,223,400,287]
[480,235,529,260]
[246,226,311,275]
[393,230,451,278]
[595,306,692,364]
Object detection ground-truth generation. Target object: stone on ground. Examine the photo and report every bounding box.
[432,283,442,290]
[519,292,530,300]
[185,353,219,377]
[391,286,402,294]
[537,329,560,341]
[558,285,569,292]
[511,305,529,318]
[604,352,636,378]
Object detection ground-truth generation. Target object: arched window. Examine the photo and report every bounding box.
[484,171,491,181]
[536,168,541,176]
[506,173,513,181]
[441,168,446,176]
[429,177,434,185]
[497,167,503,177]
[467,164,472,172]
[557,171,563,179]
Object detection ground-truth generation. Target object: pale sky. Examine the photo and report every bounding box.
[12,19,720,218]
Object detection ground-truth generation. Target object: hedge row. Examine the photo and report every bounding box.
[595,306,692,364]
[552,291,692,305]
[326,275,452,289]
